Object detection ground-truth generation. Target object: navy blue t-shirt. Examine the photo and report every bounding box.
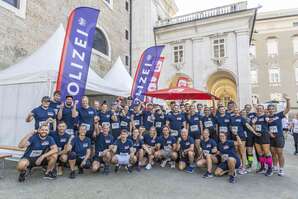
[94,133,114,154]
[200,138,217,154]
[217,140,239,159]
[154,113,166,135]
[253,114,269,135]
[114,139,133,154]
[61,105,75,131]
[230,116,247,138]
[131,111,143,129]
[143,110,154,130]
[187,113,201,134]
[120,112,131,130]
[31,106,56,129]
[179,136,194,151]
[268,112,285,136]
[166,112,185,136]
[215,114,231,134]
[49,100,60,116]
[143,134,157,147]
[23,134,56,158]
[49,131,70,151]
[201,116,216,130]
[99,110,112,126]
[129,136,144,152]
[77,107,96,134]
[71,136,91,158]
[157,135,176,150]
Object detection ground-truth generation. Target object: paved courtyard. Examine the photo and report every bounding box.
[0,138,297,199]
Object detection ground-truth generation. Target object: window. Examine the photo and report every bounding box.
[252,95,259,105]
[269,68,280,83]
[0,0,26,18]
[270,93,282,101]
[213,38,225,59]
[125,29,129,40]
[249,44,256,58]
[250,70,258,84]
[267,37,278,57]
[125,0,129,11]
[173,45,184,64]
[125,56,129,66]
[3,0,18,8]
[293,36,298,55]
[103,0,113,8]
[93,28,110,57]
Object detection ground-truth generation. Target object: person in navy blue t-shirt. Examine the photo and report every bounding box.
[166,104,186,138]
[92,124,114,174]
[215,106,231,139]
[214,131,242,184]
[197,129,218,178]
[129,128,145,171]
[131,104,143,130]
[98,103,112,128]
[57,95,77,136]
[119,105,132,132]
[49,121,71,176]
[143,126,158,170]
[177,129,195,173]
[267,94,290,176]
[68,124,92,179]
[154,107,166,136]
[17,124,58,182]
[111,129,135,173]
[186,105,202,153]
[155,126,178,169]
[49,90,61,117]
[201,107,217,141]
[26,96,56,130]
[142,103,155,131]
[76,96,98,140]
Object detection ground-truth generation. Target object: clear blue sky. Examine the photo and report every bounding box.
[175,0,298,15]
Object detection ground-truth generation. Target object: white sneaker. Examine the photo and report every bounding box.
[238,168,247,175]
[160,160,168,168]
[278,169,284,176]
[273,166,279,174]
[170,161,175,169]
[145,164,152,170]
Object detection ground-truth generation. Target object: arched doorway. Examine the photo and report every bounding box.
[207,71,237,106]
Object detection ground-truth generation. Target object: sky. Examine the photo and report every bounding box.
[175,0,298,15]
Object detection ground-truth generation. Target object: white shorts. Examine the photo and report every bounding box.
[116,154,130,165]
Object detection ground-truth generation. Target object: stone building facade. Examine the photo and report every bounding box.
[0,0,130,77]
[250,9,298,108]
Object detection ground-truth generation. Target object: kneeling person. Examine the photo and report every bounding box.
[155,126,178,169]
[111,129,134,173]
[92,124,114,174]
[68,125,92,179]
[17,124,58,182]
[177,128,195,173]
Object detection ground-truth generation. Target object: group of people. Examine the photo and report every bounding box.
[16,91,293,184]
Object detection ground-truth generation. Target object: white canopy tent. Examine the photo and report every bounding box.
[103,57,133,93]
[0,24,129,147]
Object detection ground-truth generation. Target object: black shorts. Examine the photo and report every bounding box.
[246,133,255,147]
[74,158,91,169]
[270,135,285,148]
[22,157,48,169]
[232,134,246,142]
[255,133,270,145]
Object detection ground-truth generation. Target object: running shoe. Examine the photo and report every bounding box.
[136,165,141,172]
[185,166,194,173]
[18,171,26,182]
[114,165,119,173]
[43,171,56,180]
[160,159,169,168]
[256,166,266,174]
[273,167,279,174]
[69,171,76,179]
[145,164,152,170]
[278,169,284,177]
[202,171,213,178]
[170,161,176,169]
[57,166,63,176]
[265,167,273,176]
[127,165,133,173]
[78,167,84,174]
[229,175,236,183]
[238,168,248,175]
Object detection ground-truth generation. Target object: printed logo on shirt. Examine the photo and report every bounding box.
[41,141,49,146]
[223,145,229,150]
[83,143,88,148]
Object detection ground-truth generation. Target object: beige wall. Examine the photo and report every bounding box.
[0,0,130,77]
[251,13,298,108]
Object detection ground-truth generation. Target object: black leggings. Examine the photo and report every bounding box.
[293,133,298,145]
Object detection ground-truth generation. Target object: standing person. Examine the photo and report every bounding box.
[154,106,166,137]
[230,107,259,174]
[267,94,290,176]
[197,129,218,178]
[17,124,58,182]
[49,121,71,176]
[214,131,242,184]
[244,104,257,171]
[76,96,98,141]
[166,104,186,138]
[291,113,298,155]
[49,91,61,116]
[226,101,236,117]
[68,125,92,179]
[177,129,195,173]
[92,124,114,174]
[186,105,202,155]
[197,103,204,117]
[93,100,101,115]
[57,95,77,136]
[111,129,135,173]
[143,103,155,132]
[26,96,56,130]
[98,103,112,128]
[119,105,132,133]
[252,105,272,176]
[131,103,143,130]
[201,107,217,141]
[110,105,121,139]
[143,127,158,170]
[215,105,231,139]
[155,126,178,169]
[129,128,145,171]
